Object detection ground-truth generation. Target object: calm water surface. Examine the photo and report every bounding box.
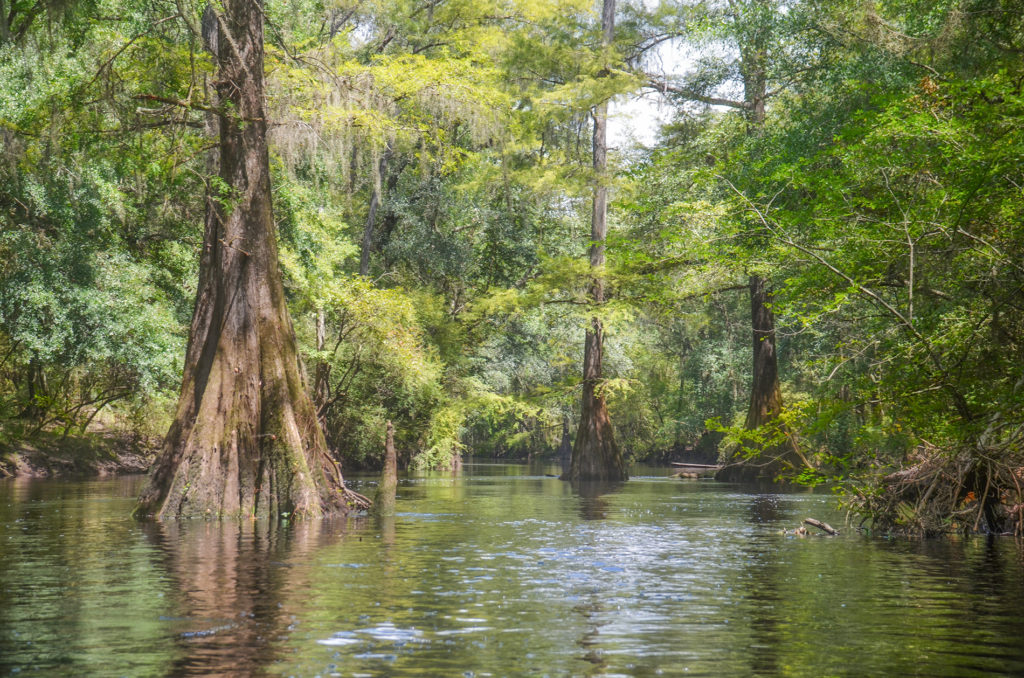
[2,463,1024,677]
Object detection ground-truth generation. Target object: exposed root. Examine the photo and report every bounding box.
[342,486,373,512]
[846,435,1024,536]
[317,445,372,514]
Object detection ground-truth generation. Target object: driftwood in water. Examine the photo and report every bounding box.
[803,518,838,535]
[671,462,720,480]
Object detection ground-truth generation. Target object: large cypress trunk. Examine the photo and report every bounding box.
[563,0,627,483]
[716,275,796,482]
[136,0,349,519]
[569,317,627,481]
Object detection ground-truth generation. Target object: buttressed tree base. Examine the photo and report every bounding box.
[135,0,353,520]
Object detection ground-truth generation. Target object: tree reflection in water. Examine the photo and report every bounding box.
[141,519,345,676]
[572,480,623,521]
[567,480,623,674]
[573,599,609,676]
[741,494,785,676]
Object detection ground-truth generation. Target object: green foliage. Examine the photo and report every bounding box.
[3,0,1021,538]
[755,67,1024,465]
[290,272,446,468]
[0,3,200,439]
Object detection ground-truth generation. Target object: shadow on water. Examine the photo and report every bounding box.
[140,518,348,677]
[746,493,787,523]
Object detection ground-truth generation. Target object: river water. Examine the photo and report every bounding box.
[2,464,1024,677]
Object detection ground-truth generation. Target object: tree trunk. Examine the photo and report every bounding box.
[136,0,352,519]
[717,274,808,478]
[740,11,781,436]
[0,1,10,45]
[558,416,572,475]
[717,4,803,482]
[564,0,627,483]
[313,307,331,421]
[745,274,782,429]
[373,421,398,516]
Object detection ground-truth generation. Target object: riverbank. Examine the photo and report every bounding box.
[0,431,158,478]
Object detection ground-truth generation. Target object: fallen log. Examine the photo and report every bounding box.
[803,518,839,535]
[670,462,721,469]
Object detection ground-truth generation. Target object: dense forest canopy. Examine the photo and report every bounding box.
[1,0,1022,532]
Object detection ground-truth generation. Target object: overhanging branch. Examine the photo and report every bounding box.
[643,75,751,110]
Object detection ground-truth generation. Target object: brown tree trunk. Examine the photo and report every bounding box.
[313,308,331,419]
[136,0,352,519]
[740,12,782,437]
[558,416,572,475]
[564,0,627,483]
[19,357,44,420]
[373,421,398,516]
[717,277,807,484]
[745,274,782,429]
[716,2,807,482]
[0,3,10,44]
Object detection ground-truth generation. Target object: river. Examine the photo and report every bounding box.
[2,464,1023,676]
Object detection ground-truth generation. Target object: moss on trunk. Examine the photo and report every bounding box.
[135,0,349,520]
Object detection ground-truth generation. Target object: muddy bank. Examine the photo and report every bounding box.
[0,432,159,478]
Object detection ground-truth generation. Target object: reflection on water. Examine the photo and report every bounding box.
[141,519,348,676]
[572,480,623,520]
[2,466,1024,676]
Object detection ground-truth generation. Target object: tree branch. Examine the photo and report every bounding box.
[719,176,974,421]
[133,94,263,123]
[642,75,751,110]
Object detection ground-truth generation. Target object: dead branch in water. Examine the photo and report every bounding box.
[803,518,838,535]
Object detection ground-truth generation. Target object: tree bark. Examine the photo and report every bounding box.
[0,0,11,44]
[558,416,572,475]
[313,307,331,420]
[19,357,40,419]
[739,3,783,438]
[564,0,627,483]
[136,0,351,519]
[373,421,398,516]
[744,275,782,429]
[716,274,806,481]
[716,1,803,482]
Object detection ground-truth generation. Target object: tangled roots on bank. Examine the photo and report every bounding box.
[342,487,373,512]
[847,440,1024,537]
